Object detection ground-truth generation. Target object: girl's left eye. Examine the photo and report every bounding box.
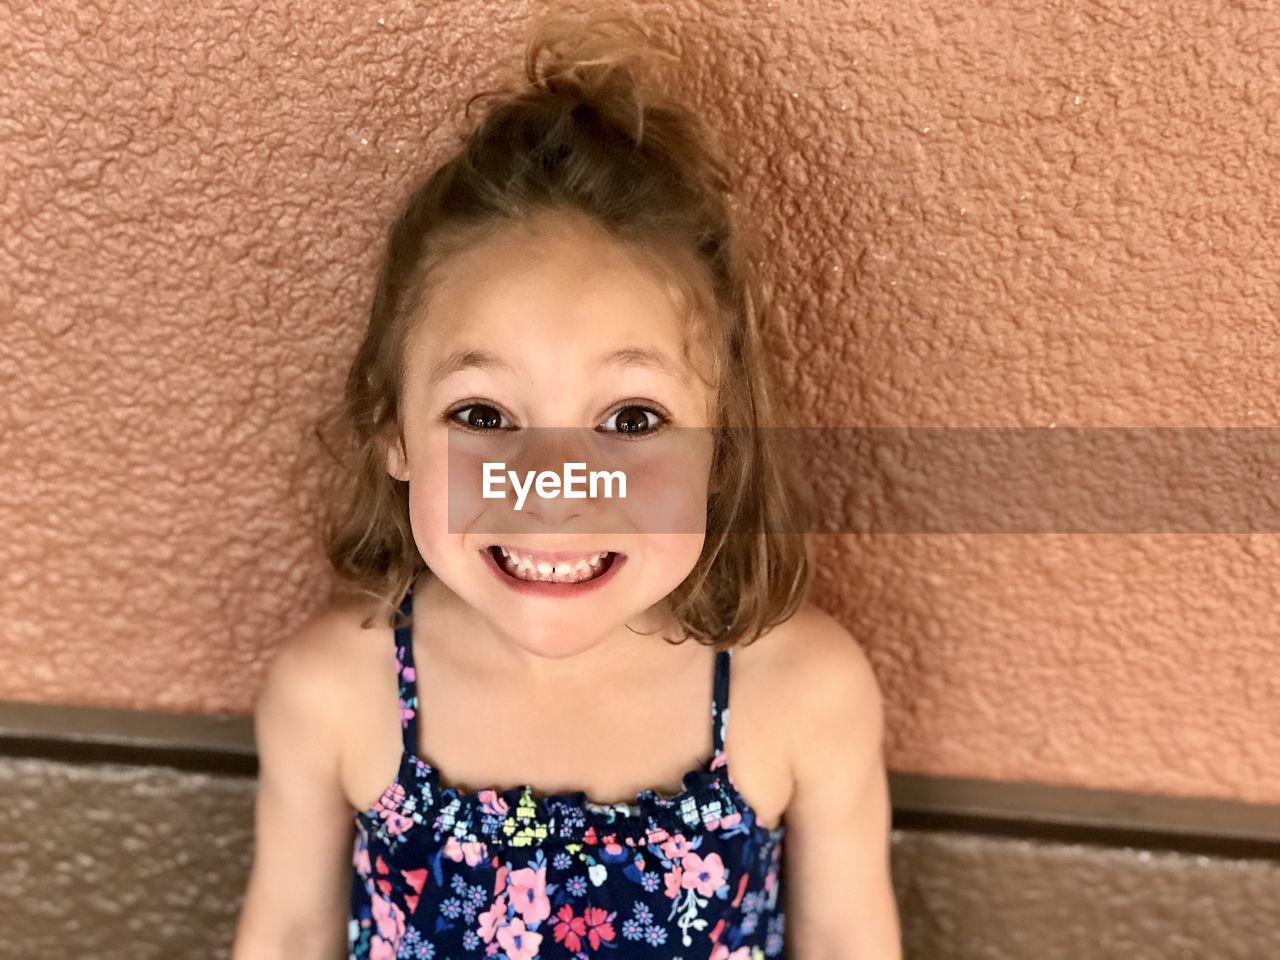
[598,405,666,436]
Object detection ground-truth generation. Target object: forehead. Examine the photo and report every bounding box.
[407,211,710,375]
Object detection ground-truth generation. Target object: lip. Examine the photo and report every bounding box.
[480,545,626,598]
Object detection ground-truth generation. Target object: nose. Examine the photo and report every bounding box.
[510,428,601,529]
[514,427,586,527]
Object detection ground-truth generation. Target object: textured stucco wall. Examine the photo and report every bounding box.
[2,0,1277,804]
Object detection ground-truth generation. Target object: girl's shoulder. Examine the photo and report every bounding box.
[744,600,870,685]
[265,594,391,682]
[743,600,882,737]
[255,595,395,751]
[728,602,882,822]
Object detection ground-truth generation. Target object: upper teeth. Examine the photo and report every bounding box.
[496,546,610,583]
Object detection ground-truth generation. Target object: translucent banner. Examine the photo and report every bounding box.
[445,427,1280,534]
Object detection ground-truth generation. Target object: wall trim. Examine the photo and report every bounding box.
[1,699,1276,858]
[891,771,1280,859]
[0,699,255,774]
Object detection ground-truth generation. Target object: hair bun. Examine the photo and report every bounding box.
[523,12,677,99]
[462,11,679,147]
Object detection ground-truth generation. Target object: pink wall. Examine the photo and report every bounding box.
[2,1,1277,803]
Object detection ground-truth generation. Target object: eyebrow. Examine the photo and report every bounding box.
[427,348,513,386]
[599,347,683,376]
[428,346,683,385]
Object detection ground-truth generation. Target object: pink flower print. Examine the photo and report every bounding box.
[496,916,543,960]
[710,945,752,960]
[401,867,427,915]
[371,891,406,943]
[353,844,371,876]
[581,906,617,950]
[373,782,413,835]
[402,665,416,683]
[400,701,416,727]
[506,863,551,924]
[373,854,393,897]
[379,782,407,808]
[478,788,510,816]
[370,935,397,960]
[478,893,508,943]
[710,751,728,771]
[443,835,489,866]
[706,809,743,832]
[443,835,463,862]
[680,851,727,897]
[661,833,692,861]
[378,809,413,835]
[552,903,587,952]
[731,872,750,908]
[551,903,621,953]
[663,865,683,899]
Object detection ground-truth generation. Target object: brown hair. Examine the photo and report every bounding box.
[308,11,813,648]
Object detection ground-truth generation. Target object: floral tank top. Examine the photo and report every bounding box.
[348,580,787,960]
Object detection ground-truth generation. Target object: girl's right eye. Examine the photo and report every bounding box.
[447,403,513,431]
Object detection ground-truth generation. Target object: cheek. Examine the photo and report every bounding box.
[614,433,714,536]
[442,443,494,536]
[643,533,708,581]
[405,438,459,562]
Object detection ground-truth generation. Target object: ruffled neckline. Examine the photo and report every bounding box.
[357,746,784,848]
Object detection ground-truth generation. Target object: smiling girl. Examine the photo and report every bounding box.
[233,12,899,960]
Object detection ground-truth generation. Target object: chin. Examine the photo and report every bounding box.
[494,614,619,658]
[489,593,678,657]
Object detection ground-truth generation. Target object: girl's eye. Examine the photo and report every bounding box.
[599,405,666,436]
[449,403,512,431]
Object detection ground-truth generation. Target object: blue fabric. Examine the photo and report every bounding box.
[349,579,786,959]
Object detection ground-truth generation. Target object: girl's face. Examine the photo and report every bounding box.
[384,209,717,661]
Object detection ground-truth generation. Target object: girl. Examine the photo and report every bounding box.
[233,12,899,960]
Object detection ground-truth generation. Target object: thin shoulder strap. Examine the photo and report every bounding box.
[393,582,419,758]
[711,647,732,759]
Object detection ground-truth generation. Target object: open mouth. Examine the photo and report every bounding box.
[487,545,621,585]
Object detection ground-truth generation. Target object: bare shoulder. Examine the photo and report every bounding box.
[753,602,886,773]
[259,597,369,689]
[755,601,881,705]
[254,595,388,750]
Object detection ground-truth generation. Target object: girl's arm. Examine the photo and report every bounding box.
[232,615,357,960]
[781,611,902,960]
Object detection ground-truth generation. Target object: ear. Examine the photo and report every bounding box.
[378,427,410,482]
